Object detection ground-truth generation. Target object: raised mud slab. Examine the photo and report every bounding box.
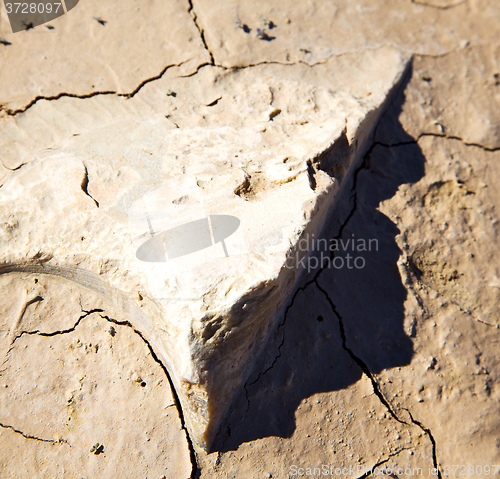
[0,48,409,449]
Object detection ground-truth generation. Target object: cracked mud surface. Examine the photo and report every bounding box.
[1,0,500,477]
[0,274,192,478]
[198,39,500,477]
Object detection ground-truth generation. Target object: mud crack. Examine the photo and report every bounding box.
[0,60,190,116]
[316,281,441,478]
[187,0,215,65]
[356,446,416,479]
[1,48,407,117]
[1,90,116,116]
[81,165,99,208]
[123,60,192,99]
[242,126,442,475]
[0,422,69,445]
[404,408,441,476]
[6,307,103,355]
[0,160,26,172]
[1,307,103,372]
[245,137,370,391]
[310,140,442,476]
[99,313,199,479]
[380,131,500,153]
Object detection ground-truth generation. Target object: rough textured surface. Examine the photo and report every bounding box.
[396,46,500,149]
[0,273,191,478]
[1,0,499,477]
[0,0,208,111]
[192,0,493,65]
[199,35,500,477]
[0,47,409,450]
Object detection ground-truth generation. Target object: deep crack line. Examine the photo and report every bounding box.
[0,422,69,445]
[187,0,215,65]
[1,305,103,372]
[315,282,408,427]
[177,52,382,78]
[0,43,414,116]
[315,281,442,479]
[255,112,443,474]
[418,132,500,152]
[244,123,374,392]
[177,58,324,80]
[121,59,192,99]
[6,308,104,354]
[404,408,442,479]
[378,132,500,153]
[81,165,99,208]
[247,281,303,388]
[1,90,116,116]
[0,61,189,116]
[99,313,198,479]
[356,446,415,479]
[0,160,27,172]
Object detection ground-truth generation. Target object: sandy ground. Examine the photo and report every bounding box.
[1,0,499,478]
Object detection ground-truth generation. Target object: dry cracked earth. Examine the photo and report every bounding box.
[1,0,500,478]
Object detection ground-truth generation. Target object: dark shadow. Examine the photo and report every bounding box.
[90,443,104,455]
[236,20,251,33]
[212,62,427,452]
[257,32,275,41]
[94,17,107,26]
[95,444,104,455]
